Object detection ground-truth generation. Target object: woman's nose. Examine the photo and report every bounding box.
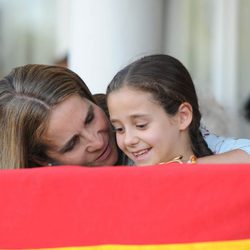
[81,130,104,153]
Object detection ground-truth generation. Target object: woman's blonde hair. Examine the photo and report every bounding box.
[0,64,95,169]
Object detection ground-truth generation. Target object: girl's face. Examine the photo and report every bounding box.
[107,86,191,166]
[42,95,118,166]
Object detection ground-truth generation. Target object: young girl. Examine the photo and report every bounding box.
[106,54,219,165]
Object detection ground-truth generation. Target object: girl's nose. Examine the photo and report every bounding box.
[124,130,139,147]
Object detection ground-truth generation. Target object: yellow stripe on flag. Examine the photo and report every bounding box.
[19,239,250,250]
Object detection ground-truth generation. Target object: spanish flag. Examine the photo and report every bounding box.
[0,164,250,249]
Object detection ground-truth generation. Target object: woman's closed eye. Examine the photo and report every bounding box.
[85,105,95,124]
[62,136,79,153]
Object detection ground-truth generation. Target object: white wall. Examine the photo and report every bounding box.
[163,0,248,137]
[1,0,249,137]
[0,0,57,76]
[69,0,164,94]
[66,0,250,137]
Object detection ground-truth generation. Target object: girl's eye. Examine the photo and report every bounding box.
[112,126,124,133]
[136,124,147,129]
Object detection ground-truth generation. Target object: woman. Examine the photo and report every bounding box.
[0,64,119,169]
[0,64,249,169]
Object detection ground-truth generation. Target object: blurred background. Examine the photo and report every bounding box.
[0,0,250,138]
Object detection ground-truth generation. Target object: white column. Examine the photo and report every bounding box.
[55,0,70,60]
[163,0,191,66]
[210,0,239,134]
[68,0,164,94]
[211,0,238,110]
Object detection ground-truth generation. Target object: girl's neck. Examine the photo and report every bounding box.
[159,154,197,165]
[169,132,194,163]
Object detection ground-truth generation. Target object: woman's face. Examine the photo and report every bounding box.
[42,95,118,166]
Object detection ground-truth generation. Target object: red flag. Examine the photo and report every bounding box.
[0,164,250,249]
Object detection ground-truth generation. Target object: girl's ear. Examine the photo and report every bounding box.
[177,102,193,130]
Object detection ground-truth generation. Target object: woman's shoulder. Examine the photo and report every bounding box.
[201,125,250,155]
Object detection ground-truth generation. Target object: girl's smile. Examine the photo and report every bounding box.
[108,86,193,165]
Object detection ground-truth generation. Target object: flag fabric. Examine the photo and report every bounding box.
[0,164,250,249]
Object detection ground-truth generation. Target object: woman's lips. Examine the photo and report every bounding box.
[95,140,112,163]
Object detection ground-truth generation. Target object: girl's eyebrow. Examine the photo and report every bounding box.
[110,114,149,124]
[58,103,93,153]
[130,114,149,119]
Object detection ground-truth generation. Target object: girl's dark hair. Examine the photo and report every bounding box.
[244,97,250,122]
[106,54,213,157]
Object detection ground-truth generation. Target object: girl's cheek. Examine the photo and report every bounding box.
[116,135,124,149]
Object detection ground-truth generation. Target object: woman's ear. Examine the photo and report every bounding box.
[30,155,55,167]
[177,102,193,130]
